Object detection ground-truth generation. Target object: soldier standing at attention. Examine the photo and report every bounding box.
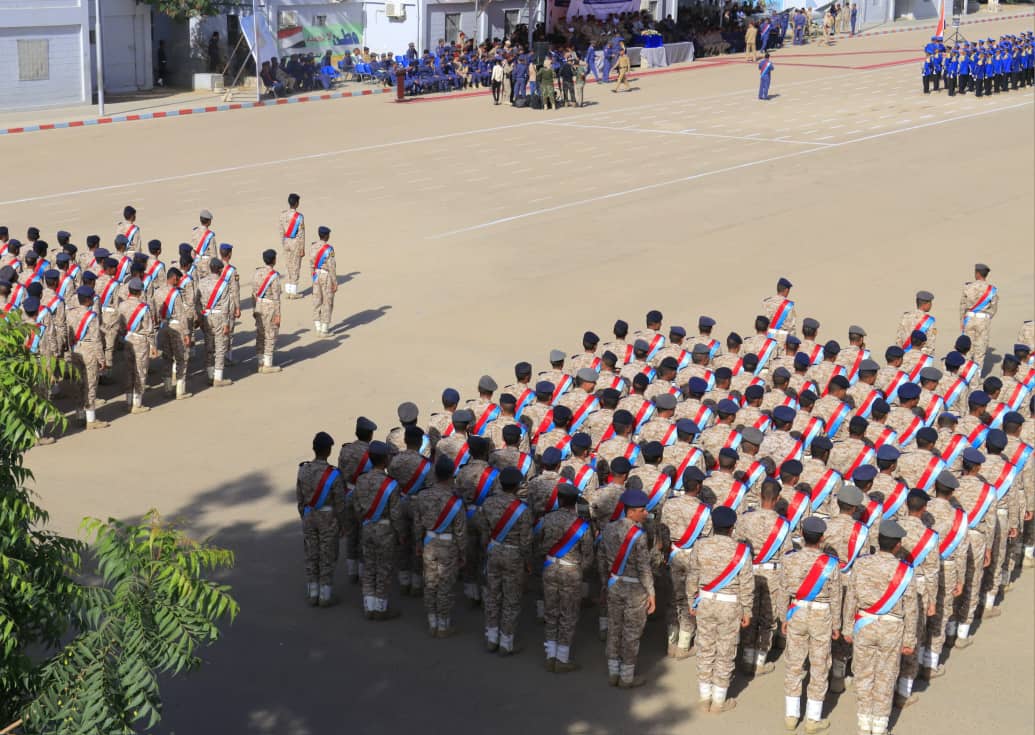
[279,193,305,299]
[959,263,998,373]
[779,516,841,733]
[599,488,655,688]
[116,205,141,252]
[762,276,797,342]
[351,441,405,620]
[896,291,937,356]
[189,210,217,275]
[388,426,432,596]
[117,277,156,414]
[540,481,594,672]
[689,505,754,714]
[217,244,241,365]
[759,52,774,101]
[842,520,918,735]
[198,259,233,387]
[253,249,282,374]
[414,456,467,637]
[310,226,337,336]
[66,285,109,430]
[297,431,346,607]
[338,416,378,582]
[152,267,192,400]
[475,467,533,656]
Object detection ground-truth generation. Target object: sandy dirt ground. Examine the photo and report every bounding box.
[2,14,1033,735]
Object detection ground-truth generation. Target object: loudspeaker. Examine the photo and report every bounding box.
[952,0,964,16]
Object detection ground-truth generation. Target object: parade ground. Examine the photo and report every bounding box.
[3,12,1033,735]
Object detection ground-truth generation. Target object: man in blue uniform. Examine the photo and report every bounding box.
[758,52,773,100]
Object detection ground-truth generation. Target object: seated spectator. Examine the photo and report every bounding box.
[260,61,285,96]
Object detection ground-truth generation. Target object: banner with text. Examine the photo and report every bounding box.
[276,6,364,53]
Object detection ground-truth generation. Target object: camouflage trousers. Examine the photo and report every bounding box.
[422,540,460,618]
[360,522,397,600]
[832,582,853,670]
[396,506,421,587]
[254,300,279,362]
[955,529,989,625]
[605,579,648,664]
[101,312,119,367]
[695,597,741,689]
[201,314,228,372]
[741,569,780,654]
[898,590,926,680]
[302,511,340,585]
[122,334,150,394]
[158,326,188,380]
[70,345,101,411]
[925,560,959,659]
[463,528,483,598]
[283,244,304,288]
[667,550,695,639]
[852,616,903,719]
[988,509,1009,592]
[544,562,582,647]
[962,315,991,373]
[783,604,833,701]
[343,495,360,569]
[312,272,335,323]
[484,545,525,636]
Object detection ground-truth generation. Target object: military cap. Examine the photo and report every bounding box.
[454,409,476,425]
[646,309,663,323]
[535,381,555,396]
[631,373,649,390]
[126,277,143,291]
[744,385,765,401]
[954,335,971,351]
[620,488,650,508]
[743,354,759,370]
[691,343,710,355]
[610,456,632,474]
[62,243,77,255]
[687,377,709,394]
[727,332,743,346]
[859,359,880,373]
[781,459,803,477]
[916,427,938,444]
[669,326,686,338]
[318,226,331,238]
[741,427,764,446]
[794,352,811,369]
[876,445,900,462]
[829,376,850,392]
[869,399,889,416]
[94,247,111,259]
[897,383,921,401]
[556,482,579,501]
[773,367,791,380]
[397,402,419,423]
[642,441,663,461]
[916,291,935,302]
[811,435,833,452]
[838,485,865,505]
[1015,344,1032,355]
[612,409,634,426]
[56,229,70,240]
[935,470,959,490]
[613,319,629,335]
[682,466,706,485]
[143,239,161,254]
[878,520,907,539]
[938,412,958,424]
[81,271,97,283]
[659,356,679,371]
[823,340,841,356]
[43,269,59,281]
[562,431,588,450]
[499,467,524,488]
[75,285,95,299]
[848,325,867,336]
[114,234,129,247]
[1003,354,1019,367]
[908,488,930,504]
[719,447,739,461]
[27,283,43,299]
[56,252,70,264]
[716,399,740,416]
[515,361,533,377]
[404,425,425,443]
[699,316,716,328]
[218,243,233,254]
[983,377,1002,394]
[549,349,566,363]
[368,440,390,457]
[852,465,878,483]
[802,317,820,330]
[849,416,869,433]
[944,351,965,368]
[499,393,517,408]
[802,516,826,535]
[1002,411,1024,427]
[576,368,599,383]
[200,209,214,219]
[22,297,40,314]
[910,330,928,344]
[885,345,905,360]
[442,388,460,404]
[777,276,793,290]
[974,262,990,273]
[575,329,599,346]
[478,375,498,392]
[313,431,335,450]
[962,447,985,464]
[541,447,563,466]
[919,367,942,383]
[633,339,650,353]
[601,388,622,402]
[501,424,522,443]
[649,394,673,412]
[712,506,737,529]
[985,429,1007,451]
[356,416,378,432]
[676,419,700,435]
[968,390,989,406]
[772,405,796,424]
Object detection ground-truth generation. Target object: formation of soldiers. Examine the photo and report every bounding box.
[921,30,1034,96]
[0,193,338,441]
[297,267,1034,735]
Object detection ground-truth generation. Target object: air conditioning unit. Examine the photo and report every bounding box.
[386,2,405,18]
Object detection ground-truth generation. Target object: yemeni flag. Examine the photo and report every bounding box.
[935,0,946,37]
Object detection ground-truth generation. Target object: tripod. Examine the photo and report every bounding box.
[944,17,967,46]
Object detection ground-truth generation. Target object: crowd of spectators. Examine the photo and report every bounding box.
[260,52,341,96]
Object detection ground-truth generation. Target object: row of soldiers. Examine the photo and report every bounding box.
[1,194,339,438]
[921,31,1034,96]
[296,275,1034,735]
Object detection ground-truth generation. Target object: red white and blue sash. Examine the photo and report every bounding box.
[1007,442,1033,474]
[348,450,373,488]
[639,365,657,383]
[964,483,995,529]
[902,315,935,352]
[514,388,535,418]
[920,394,945,426]
[401,458,432,495]
[645,473,671,511]
[159,288,180,326]
[471,403,500,436]
[114,256,132,284]
[963,284,997,327]
[24,321,45,354]
[514,451,534,476]
[778,437,804,468]
[1001,382,1030,413]
[570,463,596,493]
[58,268,78,297]
[721,480,749,511]
[202,271,231,316]
[312,244,332,282]
[72,310,97,345]
[915,455,945,492]
[755,516,790,565]
[942,377,968,408]
[883,370,909,401]
[860,499,882,528]
[621,442,642,466]
[632,400,655,433]
[729,358,744,377]
[600,374,626,395]
[941,433,967,466]
[987,402,1009,430]
[544,518,589,567]
[989,461,1019,501]
[125,302,149,334]
[840,522,869,571]
[658,424,678,447]
[882,482,909,519]
[42,294,63,318]
[806,343,823,365]
[769,298,793,331]
[699,369,717,391]
[689,403,714,430]
[846,445,875,480]
[906,354,933,383]
[897,415,924,448]
[820,365,847,397]
[872,427,898,451]
[752,413,773,434]
[809,468,841,511]
[362,477,398,525]
[958,359,980,386]
[844,348,870,384]
[551,434,573,460]
[741,460,767,490]
[825,401,852,437]
[620,344,634,365]
[532,410,555,446]
[487,499,527,551]
[256,269,279,299]
[143,260,164,290]
[906,527,939,568]
[755,339,778,373]
[965,421,989,448]
[854,389,882,420]
[283,212,302,239]
[425,496,463,543]
[673,447,705,489]
[939,509,968,559]
[551,374,573,405]
[801,417,825,449]
[607,526,645,587]
[668,503,711,561]
[760,59,774,76]
[785,492,810,530]
[675,349,692,372]
[26,259,46,285]
[570,395,599,430]
[1019,367,1035,391]
[704,338,721,359]
[693,542,750,607]
[787,554,838,620]
[853,560,914,633]
[646,333,665,360]
[303,466,340,517]
[123,224,140,243]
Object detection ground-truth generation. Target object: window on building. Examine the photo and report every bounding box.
[314,15,327,26]
[504,10,520,38]
[444,13,461,43]
[18,39,49,82]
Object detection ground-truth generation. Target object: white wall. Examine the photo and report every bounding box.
[364,2,419,53]
[88,0,152,93]
[0,0,90,109]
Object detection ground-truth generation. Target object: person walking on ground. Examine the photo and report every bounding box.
[491,60,505,105]
[539,58,557,110]
[746,22,759,62]
[575,55,587,107]
[613,49,631,93]
[759,52,774,101]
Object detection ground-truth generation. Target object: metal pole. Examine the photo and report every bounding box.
[95,0,105,115]
[474,0,479,46]
[253,0,261,102]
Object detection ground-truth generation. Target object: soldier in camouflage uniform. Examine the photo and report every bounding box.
[117,277,156,414]
[959,264,998,372]
[688,505,754,714]
[599,488,656,688]
[475,467,533,655]
[197,259,233,387]
[152,267,193,399]
[414,457,467,637]
[779,516,841,733]
[65,286,109,430]
[279,193,305,298]
[427,388,460,450]
[351,441,406,620]
[952,448,996,648]
[338,416,378,582]
[540,482,595,672]
[842,520,919,735]
[251,249,283,370]
[895,290,937,357]
[923,471,967,679]
[567,330,601,376]
[598,319,630,365]
[388,426,433,595]
[309,225,337,335]
[297,432,346,607]
[456,436,495,605]
[1000,412,1033,575]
